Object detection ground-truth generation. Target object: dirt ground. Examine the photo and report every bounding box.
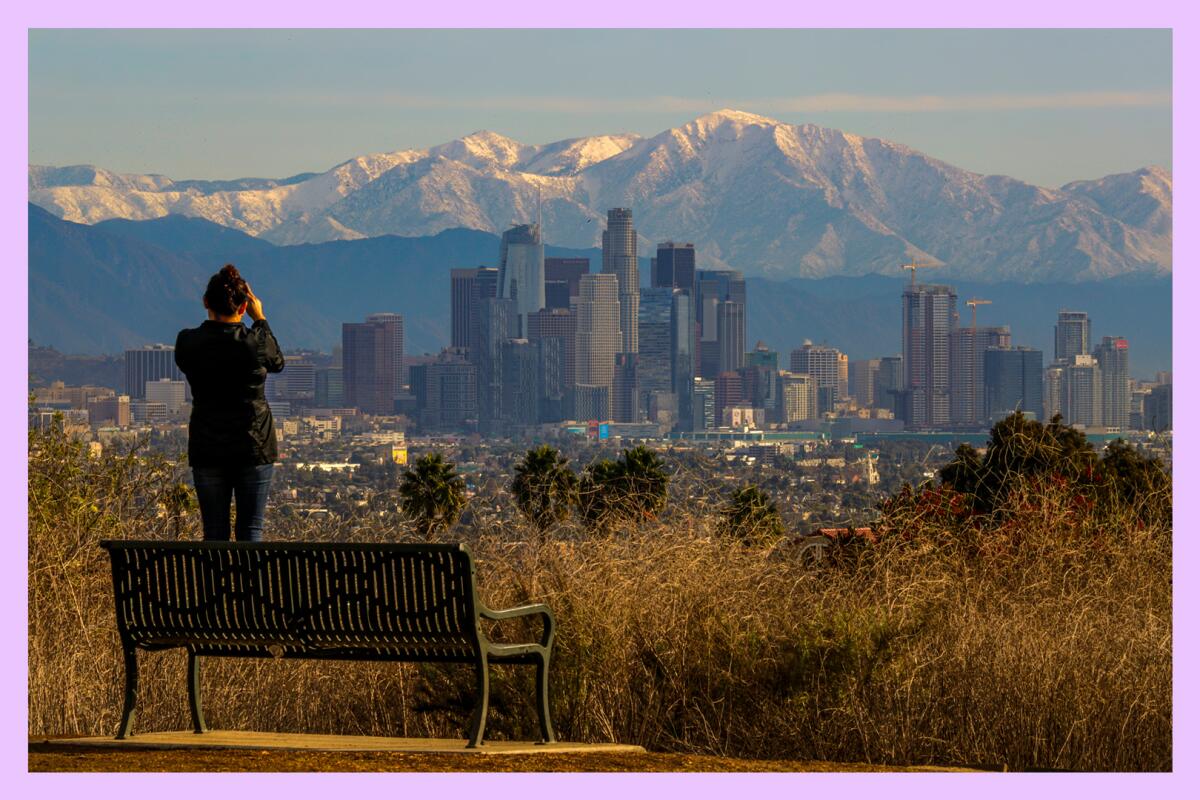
[28,742,972,772]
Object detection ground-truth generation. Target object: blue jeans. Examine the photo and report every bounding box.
[192,464,275,542]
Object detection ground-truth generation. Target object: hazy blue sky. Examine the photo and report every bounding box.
[29,29,1171,187]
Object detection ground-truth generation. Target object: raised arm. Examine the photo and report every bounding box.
[246,286,285,373]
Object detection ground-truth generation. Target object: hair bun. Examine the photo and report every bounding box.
[219,264,243,284]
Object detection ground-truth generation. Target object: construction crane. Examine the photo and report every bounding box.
[965,298,992,328]
[901,258,939,288]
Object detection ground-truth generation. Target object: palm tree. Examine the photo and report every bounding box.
[723,484,787,547]
[578,446,669,530]
[162,482,197,539]
[511,445,578,535]
[398,453,467,539]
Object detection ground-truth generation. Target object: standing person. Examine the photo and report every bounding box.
[175,264,285,541]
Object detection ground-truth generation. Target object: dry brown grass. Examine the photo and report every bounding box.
[28,430,1171,771]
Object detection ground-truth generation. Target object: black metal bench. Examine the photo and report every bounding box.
[99,540,555,748]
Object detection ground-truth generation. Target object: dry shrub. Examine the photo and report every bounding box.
[28,428,1170,770]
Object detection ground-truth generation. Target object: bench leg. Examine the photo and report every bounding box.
[187,652,207,734]
[466,656,489,748]
[536,654,556,744]
[116,645,138,740]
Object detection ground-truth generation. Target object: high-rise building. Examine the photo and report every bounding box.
[535,336,570,423]
[1044,363,1065,422]
[653,242,696,292]
[778,371,818,424]
[1095,336,1131,430]
[574,384,610,422]
[951,326,1012,426]
[276,361,316,402]
[314,367,344,407]
[612,353,640,423]
[875,356,904,413]
[714,371,745,426]
[450,268,479,349]
[528,307,577,389]
[902,284,958,429]
[984,346,1043,423]
[467,267,499,357]
[671,290,695,429]
[1145,383,1172,432]
[1065,354,1102,428]
[145,378,187,414]
[716,301,746,374]
[342,321,395,416]
[744,342,779,413]
[849,359,881,408]
[696,269,746,379]
[691,378,715,431]
[544,257,589,302]
[498,224,545,338]
[789,342,842,415]
[837,353,849,406]
[124,344,183,400]
[1055,311,1091,362]
[602,208,639,354]
[411,348,477,430]
[364,313,405,394]
[476,297,516,434]
[574,274,621,417]
[501,339,540,427]
[638,287,674,411]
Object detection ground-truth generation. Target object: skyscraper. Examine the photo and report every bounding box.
[950,325,1011,427]
[1095,336,1131,429]
[778,371,818,424]
[1065,354,1102,428]
[501,339,540,427]
[671,290,695,429]
[365,313,405,394]
[498,224,545,338]
[789,342,842,415]
[468,267,499,357]
[602,208,638,354]
[637,287,674,411]
[902,284,958,429]
[653,242,696,292]
[450,268,479,349]
[476,296,515,434]
[411,348,477,430]
[612,353,640,423]
[875,356,904,413]
[544,257,589,302]
[342,321,395,416]
[1055,311,1091,362]
[696,269,746,379]
[574,273,621,420]
[716,301,746,374]
[124,344,183,400]
[849,359,881,408]
[984,346,1043,423]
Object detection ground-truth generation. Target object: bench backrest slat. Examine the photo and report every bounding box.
[100,542,480,651]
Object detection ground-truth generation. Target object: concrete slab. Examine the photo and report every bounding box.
[38,730,645,756]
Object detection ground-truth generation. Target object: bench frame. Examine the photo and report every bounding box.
[100,540,555,748]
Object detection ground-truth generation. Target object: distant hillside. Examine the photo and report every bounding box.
[28,207,1171,378]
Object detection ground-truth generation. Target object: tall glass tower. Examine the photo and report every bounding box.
[902,284,958,429]
[602,208,638,354]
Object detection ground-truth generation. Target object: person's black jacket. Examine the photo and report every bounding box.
[175,319,285,467]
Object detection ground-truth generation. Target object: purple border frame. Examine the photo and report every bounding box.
[8,4,1192,797]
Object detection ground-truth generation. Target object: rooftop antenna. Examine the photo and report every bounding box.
[537,185,543,240]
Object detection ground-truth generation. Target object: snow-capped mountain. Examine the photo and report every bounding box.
[29,110,1171,282]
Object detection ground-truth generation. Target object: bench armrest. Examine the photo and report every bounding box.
[479,604,555,648]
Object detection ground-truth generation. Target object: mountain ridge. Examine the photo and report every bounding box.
[29,109,1171,283]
